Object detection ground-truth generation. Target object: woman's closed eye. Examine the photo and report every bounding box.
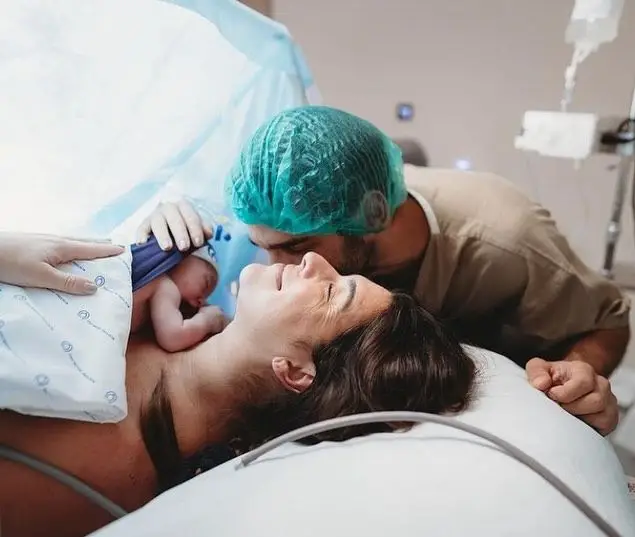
[327,283,334,301]
[283,244,309,255]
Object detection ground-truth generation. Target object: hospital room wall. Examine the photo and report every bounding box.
[274,0,635,366]
[240,0,271,15]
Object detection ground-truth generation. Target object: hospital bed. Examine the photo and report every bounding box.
[87,347,635,537]
[3,348,633,536]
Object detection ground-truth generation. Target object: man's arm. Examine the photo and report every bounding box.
[563,326,630,377]
[511,222,630,435]
[521,282,629,436]
[508,216,631,376]
[150,278,219,352]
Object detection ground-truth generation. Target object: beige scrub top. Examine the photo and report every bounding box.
[405,165,630,363]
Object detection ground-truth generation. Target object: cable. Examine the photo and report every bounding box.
[0,413,627,536]
[236,411,624,537]
[0,444,127,519]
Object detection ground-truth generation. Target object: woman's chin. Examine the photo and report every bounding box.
[238,263,266,286]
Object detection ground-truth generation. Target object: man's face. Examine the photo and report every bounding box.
[248,225,374,276]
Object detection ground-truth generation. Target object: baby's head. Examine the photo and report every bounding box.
[169,248,218,308]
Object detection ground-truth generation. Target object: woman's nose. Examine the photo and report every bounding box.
[300,252,334,279]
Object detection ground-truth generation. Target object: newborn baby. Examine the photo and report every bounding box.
[130,237,227,351]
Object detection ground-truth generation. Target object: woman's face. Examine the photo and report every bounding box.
[234,252,391,360]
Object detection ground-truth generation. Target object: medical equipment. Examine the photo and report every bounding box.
[563,0,624,109]
[516,0,627,158]
[0,249,132,423]
[0,444,126,519]
[514,0,634,279]
[238,412,624,537]
[0,410,624,536]
[566,0,624,44]
[228,106,407,235]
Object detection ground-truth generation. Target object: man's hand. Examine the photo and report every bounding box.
[136,199,212,252]
[526,357,618,436]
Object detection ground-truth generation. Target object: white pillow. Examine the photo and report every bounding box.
[0,248,132,422]
[90,347,635,536]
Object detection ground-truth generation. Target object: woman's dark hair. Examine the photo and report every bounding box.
[233,292,476,451]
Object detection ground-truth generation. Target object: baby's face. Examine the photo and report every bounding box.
[170,256,218,308]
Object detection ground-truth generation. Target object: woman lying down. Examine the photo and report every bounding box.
[0,251,476,537]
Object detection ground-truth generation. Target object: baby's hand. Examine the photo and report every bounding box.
[199,305,229,335]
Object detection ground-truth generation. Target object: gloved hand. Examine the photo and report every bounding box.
[526,357,618,436]
[136,199,212,252]
[0,232,124,295]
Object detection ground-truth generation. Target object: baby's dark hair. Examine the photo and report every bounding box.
[233,292,476,450]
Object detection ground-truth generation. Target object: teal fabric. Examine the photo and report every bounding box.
[228,106,407,235]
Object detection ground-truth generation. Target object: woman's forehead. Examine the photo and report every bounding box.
[337,276,391,324]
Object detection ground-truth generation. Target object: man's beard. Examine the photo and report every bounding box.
[370,259,423,294]
[338,236,374,276]
[338,236,422,293]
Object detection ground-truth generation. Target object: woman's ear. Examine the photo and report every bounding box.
[271,357,316,393]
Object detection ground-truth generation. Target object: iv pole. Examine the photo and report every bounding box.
[600,81,635,280]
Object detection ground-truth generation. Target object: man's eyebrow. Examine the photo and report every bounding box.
[340,278,357,312]
[249,237,308,250]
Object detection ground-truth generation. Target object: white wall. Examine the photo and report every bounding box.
[274,0,635,272]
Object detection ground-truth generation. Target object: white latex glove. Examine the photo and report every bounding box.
[0,232,124,295]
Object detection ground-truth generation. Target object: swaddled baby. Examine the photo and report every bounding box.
[0,235,225,423]
[130,236,227,351]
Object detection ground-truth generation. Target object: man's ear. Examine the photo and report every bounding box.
[271,357,316,393]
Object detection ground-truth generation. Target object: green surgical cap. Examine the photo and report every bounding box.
[226,105,407,236]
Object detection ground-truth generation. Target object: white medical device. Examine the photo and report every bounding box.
[514,0,634,279]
